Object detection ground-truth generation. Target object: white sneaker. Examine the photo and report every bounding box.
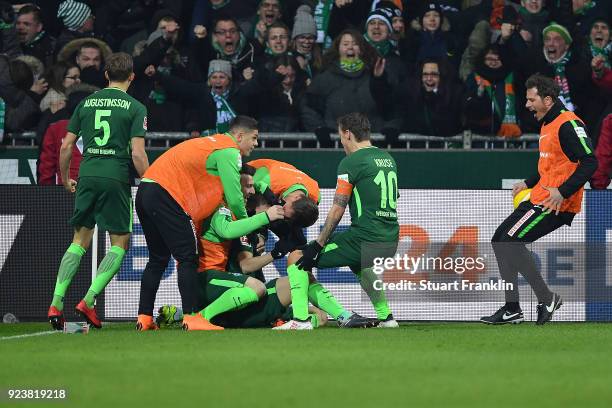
[377,314,399,328]
[272,319,313,330]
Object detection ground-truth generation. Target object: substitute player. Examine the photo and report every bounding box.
[136,116,258,331]
[249,158,320,227]
[481,74,597,325]
[276,112,399,330]
[47,53,149,329]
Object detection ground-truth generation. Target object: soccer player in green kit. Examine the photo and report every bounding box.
[47,53,149,329]
[275,112,400,330]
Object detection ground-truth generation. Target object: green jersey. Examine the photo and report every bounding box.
[336,146,399,242]
[67,87,147,183]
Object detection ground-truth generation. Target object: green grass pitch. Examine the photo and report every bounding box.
[1,322,611,408]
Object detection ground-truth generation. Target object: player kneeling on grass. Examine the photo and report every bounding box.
[276,112,400,330]
[157,276,329,329]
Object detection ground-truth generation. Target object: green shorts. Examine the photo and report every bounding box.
[316,229,398,273]
[199,270,249,309]
[215,279,290,328]
[70,176,132,233]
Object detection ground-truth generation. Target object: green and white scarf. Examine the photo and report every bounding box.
[548,50,575,111]
[575,0,596,16]
[364,33,393,57]
[590,40,611,69]
[212,91,236,134]
[339,58,364,73]
[314,0,334,49]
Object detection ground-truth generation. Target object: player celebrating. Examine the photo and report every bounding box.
[249,158,320,219]
[136,116,258,331]
[193,165,287,329]
[277,112,400,330]
[157,276,330,329]
[47,53,149,329]
[482,75,597,325]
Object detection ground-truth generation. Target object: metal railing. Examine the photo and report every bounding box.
[3,131,540,150]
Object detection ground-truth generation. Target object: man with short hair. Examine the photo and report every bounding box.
[482,74,598,326]
[276,112,400,330]
[47,52,149,330]
[135,115,259,331]
[76,42,103,71]
[16,4,56,67]
[193,17,256,83]
[248,158,319,229]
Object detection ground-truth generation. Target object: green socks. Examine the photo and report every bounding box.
[51,243,86,310]
[83,246,126,307]
[287,264,310,320]
[201,286,259,321]
[358,267,391,320]
[307,282,350,320]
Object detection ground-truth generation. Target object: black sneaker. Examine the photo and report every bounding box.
[480,305,524,325]
[338,312,379,328]
[536,293,563,325]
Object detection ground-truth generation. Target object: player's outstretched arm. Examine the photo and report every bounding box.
[131,137,149,177]
[59,132,78,193]
[213,205,284,240]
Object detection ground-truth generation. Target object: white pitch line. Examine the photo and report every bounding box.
[0,330,59,341]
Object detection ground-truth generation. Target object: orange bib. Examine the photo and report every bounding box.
[530,111,583,213]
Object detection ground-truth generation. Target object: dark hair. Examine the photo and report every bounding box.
[415,57,454,105]
[17,4,42,24]
[525,74,560,100]
[78,41,102,55]
[291,196,319,228]
[337,112,371,142]
[240,163,256,176]
[323,29,377,70]
[272,54,300,72]
[229,115,258,132]
[213,16,240,32]
[105,52,133,82]
[45,61,78,93]
[247,193,269,212]
[9,60,33,91]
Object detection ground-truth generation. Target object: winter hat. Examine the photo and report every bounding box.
[543,22,572,45]
[208,59,232,79]
[292,5,317,39]
[57,0,92,31]
[366,8,393,32]
[420,2,443,23]
[376,1,402,19]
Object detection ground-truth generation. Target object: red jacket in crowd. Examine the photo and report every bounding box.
[591,114,612,190]
[38,119,82,185]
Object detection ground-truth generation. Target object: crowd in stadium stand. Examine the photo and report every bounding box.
[0,1,610,169]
